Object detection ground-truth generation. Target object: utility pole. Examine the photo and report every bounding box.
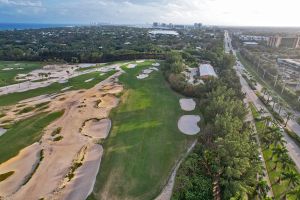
[263,69,266,78]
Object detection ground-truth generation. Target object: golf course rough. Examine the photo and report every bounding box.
[88,61,193,200]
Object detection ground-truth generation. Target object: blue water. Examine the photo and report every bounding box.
[0,23,79,31]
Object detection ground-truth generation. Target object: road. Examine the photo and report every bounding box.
[224,30,300,172]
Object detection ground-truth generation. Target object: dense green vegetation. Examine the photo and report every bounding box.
[0,111,64,164]
[0,61,43,87]
[88,61,193,200]
[167,38,262,199]
[0,26,219,63]
[249,103,299,199]
[0,171,14,182]
[0,70,115,106]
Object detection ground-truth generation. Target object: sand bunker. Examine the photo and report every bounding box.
[98,94,119,109]
[179,99,196,111]
[136,60,145,63]
[0,127,7,137]
[152,63,160,67]
[127,64,137,69]
[0,143,41,196]
[2,68,14,71]
[81,119,111,139]
[61,86,73,91]
[136,67,159,79]
[85,78,94,83]
[178,115,201,135]
[137,74,149,79]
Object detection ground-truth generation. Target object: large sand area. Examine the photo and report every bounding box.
[0,70,124,200]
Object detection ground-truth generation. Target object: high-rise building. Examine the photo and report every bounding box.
[194,23,202,29]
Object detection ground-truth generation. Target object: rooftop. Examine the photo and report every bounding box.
[199,64,217,78]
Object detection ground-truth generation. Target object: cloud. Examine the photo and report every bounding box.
[0,0,42,7]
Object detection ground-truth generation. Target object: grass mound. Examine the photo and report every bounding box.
[89,61,193,200]
[0,111,64,164]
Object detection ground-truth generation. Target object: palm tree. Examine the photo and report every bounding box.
[284,111,294,127]
[272,130,286,148]
[262,87,267,95]
[282,171,300,194]
[288,186,300,199]
[271,146,288,162]
[279,154,294,171]
[255,178,270,199]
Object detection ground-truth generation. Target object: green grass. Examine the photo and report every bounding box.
[249,103,297,199]
[0,71,115,107]
[18,106,35,114]
[0,171,14,182]
[0,111,64,164]
[89,61,193,200]
[0,61,43,87]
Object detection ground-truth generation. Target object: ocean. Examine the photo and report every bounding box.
[0,23,78,31]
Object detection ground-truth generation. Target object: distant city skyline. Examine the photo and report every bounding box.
[1,0,300,27]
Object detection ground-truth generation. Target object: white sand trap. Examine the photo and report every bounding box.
[0,143,41,196]
[127,64,137,69]
[84,78,94,83]
[152,63,160,67]
[178,115,201,135]
[98,94,119,109]
[58,79,68,84]
[61,86,73,91]
[143,69,153,74]
[2,68,13,71]
[0,128,7,137]
[59,144,103,200]
[137,74,149,79]
[179,99,196,111]
[150,67,159,71]
[136,60,145,63]
[82,119,111,139]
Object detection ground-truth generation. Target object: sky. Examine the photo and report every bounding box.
[1,0,300,27]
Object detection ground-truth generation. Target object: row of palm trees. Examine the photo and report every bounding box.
[260,118,300,199]
[261,87,295,127]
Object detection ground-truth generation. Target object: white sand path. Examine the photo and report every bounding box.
[155,140,197,200]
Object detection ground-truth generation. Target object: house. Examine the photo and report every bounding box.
[199,64,217,79]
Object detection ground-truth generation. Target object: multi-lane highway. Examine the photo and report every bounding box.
[224,31,300,172]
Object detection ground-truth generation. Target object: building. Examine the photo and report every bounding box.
[194,23,202,29]
[239,35,268,42]
[277,58,300,70]
[199,64,217,79]
[268,35,300,48]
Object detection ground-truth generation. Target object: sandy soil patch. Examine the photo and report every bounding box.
[56,144,103,200]
[0,143,41,196]
[127,64,137,69]
[81,119,111,140]
[179,99,196,111]
[178,115,201,135]
[3,71,124,200]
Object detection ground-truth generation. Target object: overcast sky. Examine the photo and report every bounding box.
[1,0,300,26]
